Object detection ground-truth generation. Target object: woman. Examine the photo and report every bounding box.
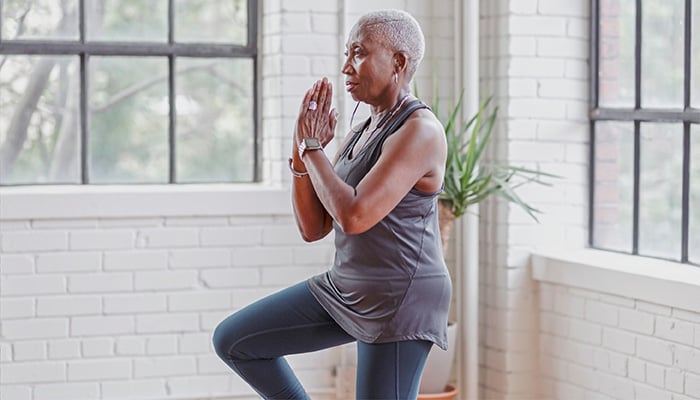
[213,9,451,400]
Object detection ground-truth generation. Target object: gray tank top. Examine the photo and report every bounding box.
[306,100,452,350]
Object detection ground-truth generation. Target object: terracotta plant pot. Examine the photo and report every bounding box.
[438,199,457,253]
[417,384,458,400]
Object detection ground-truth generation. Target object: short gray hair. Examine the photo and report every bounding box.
[353,9,425,81]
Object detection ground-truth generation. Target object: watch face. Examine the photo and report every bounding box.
[304,137,321,148]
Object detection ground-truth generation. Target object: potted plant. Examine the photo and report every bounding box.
[436,93,551,252]
[417,90,556,399]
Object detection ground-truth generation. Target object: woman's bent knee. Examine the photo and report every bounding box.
[212,318,232,360]
[213,282,330,364]
[212,313,249,362]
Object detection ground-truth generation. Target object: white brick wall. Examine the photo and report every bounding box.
[539,283,700,400]
[0,212,335,399]
[0,203,344,398]
[478,0,591,398]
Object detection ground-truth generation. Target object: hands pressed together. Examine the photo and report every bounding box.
[294,77,338,153]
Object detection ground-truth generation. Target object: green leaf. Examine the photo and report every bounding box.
[416,80,559,223]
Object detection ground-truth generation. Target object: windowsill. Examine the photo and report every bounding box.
[0,184,292,220]
[532,248,700,313]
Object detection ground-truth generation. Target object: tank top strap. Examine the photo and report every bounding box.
[365,99,430,167]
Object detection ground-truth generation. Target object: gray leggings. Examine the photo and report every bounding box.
[212,281,432,400]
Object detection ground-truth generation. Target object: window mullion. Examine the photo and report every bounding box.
[80,0,88,184]
[588,122,596,247]
[634,0,642,110]
[80,54,89,184]
[681,123,690,263]
[588,0,600,247]
[592,109,700,123]
[590,0,600,111]
[633,121,640,254]
[681,0,691,263]
[79,0,85,42]
[684,0,692,109]
[247,0,258,50]
[168,0,176,183]
[250,0,260,182]
[169,56,176,184]
[169,0,175,44]
[632,0,642,254]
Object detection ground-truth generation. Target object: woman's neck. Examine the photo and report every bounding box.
[367,92,411,132]
[369,91,410,122]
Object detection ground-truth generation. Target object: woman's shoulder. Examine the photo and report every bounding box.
[382,106,445,156]
[402,107,444,138]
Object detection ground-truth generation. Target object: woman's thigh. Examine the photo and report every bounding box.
[213,281,355,361]
[355,340,433,400]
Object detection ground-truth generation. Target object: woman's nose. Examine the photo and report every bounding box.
[341,56,353,75]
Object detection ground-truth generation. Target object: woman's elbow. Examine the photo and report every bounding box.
[336,214,370,236]
[298,222,332,242]
[300,231,322,242]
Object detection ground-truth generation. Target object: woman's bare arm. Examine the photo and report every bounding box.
[303,111,446,235]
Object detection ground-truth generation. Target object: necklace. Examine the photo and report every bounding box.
[371,94,411,132]
[355,93,411,137]
[350,94,411,157]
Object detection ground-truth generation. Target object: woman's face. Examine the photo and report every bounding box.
[342,26,395,105]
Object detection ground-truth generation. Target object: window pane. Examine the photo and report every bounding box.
[85,0,168,42]
[638,123,683,260]
[175,58,254,182]
[692,2,700,108]
[640,0,684,108]
[593,122,634,251]
[690,125,700,264]
[174,0,247,44]
[0,56,80,184]
[89,57,168,183]
[1,0,79,40]
[598,0,635,107]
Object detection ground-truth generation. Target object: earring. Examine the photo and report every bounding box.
[394,72,398,84]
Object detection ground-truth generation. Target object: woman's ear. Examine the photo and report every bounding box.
[394,53,407,73]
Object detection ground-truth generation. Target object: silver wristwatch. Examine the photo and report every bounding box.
[298,137,322,159]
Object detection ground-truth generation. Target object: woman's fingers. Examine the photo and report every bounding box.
[296,78,336,144]
[302,78,334,117]
[310,80,321,109]
[326,107,338,146]
[310,80,324,122]
[298,85,314,116]
[321,78,332,116]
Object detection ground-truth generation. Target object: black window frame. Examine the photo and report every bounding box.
[0,0,259,185]
[589,0,699,265]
